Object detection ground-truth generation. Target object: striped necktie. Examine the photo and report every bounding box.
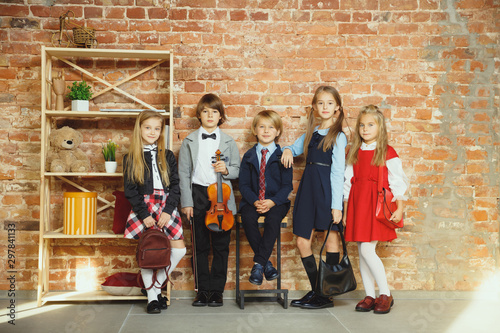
[259,148,268,201]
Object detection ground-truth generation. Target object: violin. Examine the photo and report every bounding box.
[205,149,234,232]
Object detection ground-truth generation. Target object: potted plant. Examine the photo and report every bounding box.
[102,139,118,173]
[67,80,93,111]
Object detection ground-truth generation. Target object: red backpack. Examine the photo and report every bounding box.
[136,228,171,290]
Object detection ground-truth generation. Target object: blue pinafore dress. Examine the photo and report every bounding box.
[293,131,342,239]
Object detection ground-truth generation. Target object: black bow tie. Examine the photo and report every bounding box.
[202,133,216,140]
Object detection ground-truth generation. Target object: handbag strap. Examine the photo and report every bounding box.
[378,164,396,219]
[378,165,383,193]
[319,220,348,260]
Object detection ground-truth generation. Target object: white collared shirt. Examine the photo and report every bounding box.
[143,143,163,190]
[343,141,409,201]
[192,127,221,186]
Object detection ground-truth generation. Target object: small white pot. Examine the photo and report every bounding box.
[105,161,117,173]
[71,100,89,112]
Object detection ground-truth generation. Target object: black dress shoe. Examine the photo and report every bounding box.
[249,263,264,285]
[192,291,209,307]
[264,261,279,281]
[157,294,168,310]
[300,294,333,309]
[146,300,161,314]
[290,290,315,307]
[207,291,223,307]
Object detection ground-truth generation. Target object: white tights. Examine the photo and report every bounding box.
[141,247,186,303]
[357,241,390,298]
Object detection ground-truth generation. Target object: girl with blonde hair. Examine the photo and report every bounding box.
[123,110,186,314]
[343,105,409,314]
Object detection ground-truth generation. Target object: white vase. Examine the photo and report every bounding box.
[105,161,117,173]
[71,100,89,112]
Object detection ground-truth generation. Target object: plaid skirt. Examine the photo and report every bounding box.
[124,189,183,240]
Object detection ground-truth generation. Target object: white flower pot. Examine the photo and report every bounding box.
[71,100,89,112]
[105,161,117,173]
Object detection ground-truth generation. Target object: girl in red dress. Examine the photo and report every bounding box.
[343,105,409,314]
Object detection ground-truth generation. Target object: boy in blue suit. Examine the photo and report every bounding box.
[239,110,293,285]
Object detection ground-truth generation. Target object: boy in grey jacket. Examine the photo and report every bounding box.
[178,93,240,307]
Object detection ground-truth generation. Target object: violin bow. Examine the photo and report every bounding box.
[189,217,199,292]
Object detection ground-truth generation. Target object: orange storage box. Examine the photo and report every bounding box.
[63,192,97,235]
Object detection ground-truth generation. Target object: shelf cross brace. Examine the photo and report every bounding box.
[55,176,115,213]
[54,56,159,111]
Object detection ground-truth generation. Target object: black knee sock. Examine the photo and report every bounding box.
[301,254,317,291]
[326,252,340,265]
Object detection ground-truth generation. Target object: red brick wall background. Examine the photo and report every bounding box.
[0,0,498,293]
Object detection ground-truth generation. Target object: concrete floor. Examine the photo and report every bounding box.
[0,290,498,333]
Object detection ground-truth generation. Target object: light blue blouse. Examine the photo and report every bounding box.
[283,127,347,211]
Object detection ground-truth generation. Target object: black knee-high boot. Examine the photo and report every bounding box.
[301,254,334,309]
[290,255,318,307]
[301,254,317,290]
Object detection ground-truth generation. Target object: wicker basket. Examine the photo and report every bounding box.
[73,27,95,44]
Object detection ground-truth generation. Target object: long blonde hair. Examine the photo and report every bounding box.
[125,110,170,186]
[346,105,388,166]
[303,86,345,158]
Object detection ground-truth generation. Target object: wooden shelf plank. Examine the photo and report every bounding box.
[44,47,171,60]
[42,290,146,302]
[44,110,168,118]
[43,231,125,239]
[45,172,123,177]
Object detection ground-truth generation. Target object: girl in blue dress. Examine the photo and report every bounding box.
[281,86,347,309]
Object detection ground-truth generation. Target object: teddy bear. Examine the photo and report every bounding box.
[46,126,90,173]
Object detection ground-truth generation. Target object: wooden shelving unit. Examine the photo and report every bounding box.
[38,46,174,306]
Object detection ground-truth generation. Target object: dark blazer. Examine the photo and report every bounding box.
[238,144,293,212]
[123,149,180,220]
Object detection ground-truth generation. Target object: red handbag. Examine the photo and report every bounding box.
[375,165,403,229]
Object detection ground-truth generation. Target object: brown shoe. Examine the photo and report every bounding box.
[355,296,376,312]
[374,295,394,314]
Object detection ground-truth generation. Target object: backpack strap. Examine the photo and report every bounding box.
[156,267,171,289]
[138,267,172,291]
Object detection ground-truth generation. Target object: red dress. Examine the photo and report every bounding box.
[345,146,398,242]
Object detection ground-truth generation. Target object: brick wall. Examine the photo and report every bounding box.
[0,0,498,293]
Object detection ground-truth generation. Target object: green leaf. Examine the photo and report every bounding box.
[101,140,118,161]
[66,81,93,100]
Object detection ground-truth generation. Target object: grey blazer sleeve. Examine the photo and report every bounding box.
[222,136,240,181]
[178,137,194,209]
[219,132,240,214]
